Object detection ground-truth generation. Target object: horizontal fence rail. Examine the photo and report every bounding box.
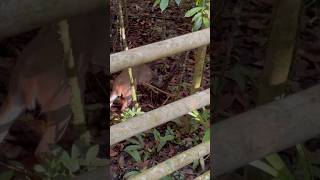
[110,28,210,73]
[110,89,210,145]
[213,84,320,177]
[0,0,105,39]
[129,142,210,180]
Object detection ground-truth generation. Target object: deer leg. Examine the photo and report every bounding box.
[0,93,25,144]
[35,105,71,157]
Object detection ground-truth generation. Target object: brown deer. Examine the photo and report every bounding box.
[0,9,106,157]
[110,64,153,111]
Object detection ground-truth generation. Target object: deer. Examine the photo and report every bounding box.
[110,64,153,111]
[0,9,107,158]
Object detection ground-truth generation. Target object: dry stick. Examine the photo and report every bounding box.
[110,89,210,145]
[110,28,210,73]
[58,20,85,126]
[128,142,210,180]
[117,0,137,104]
[194,171,210,180]
[141,81,175,97]
[255,0,302,178]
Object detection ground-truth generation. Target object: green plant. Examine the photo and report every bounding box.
[123,170,141,179]
[153,0,182,12]
[184,0,210,31]
[124,134,146,163]
[34,133,107,179]
[120,105,144,121]
[153,128,175,152]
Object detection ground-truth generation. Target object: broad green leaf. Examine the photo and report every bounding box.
[174,0,182,5]
[34,165,46,173]
[192,160,199,170]
[60,151,79,173]
[153,0,161,7]
[126,150,142,162]
[193,15,202,31]
[160,0,169,12]
[202,128,210,142]
[86,145,100,163]
[203,17,209,28]
[250,160,278,177]
[126,138,141,145]
[124,145,142,151]
[185,7,203,17]
[153,129,161,141]
[124,170,140,179]
[71,144,82,160]
[192,12,202,22]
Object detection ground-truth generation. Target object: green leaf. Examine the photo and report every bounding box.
[174,0,182,5]
[124,145,142,151]
[157,140,167,152]
[153,0,161,6]
[126,150,142,162]
[153,129,161,141]
[126,138,141,145]
[202,128,210,142]
[60,151,80,173]
[0,170,14,180]
[160,176,174,180]
[203,17,209,28]
[160,0,169,12]
[71,144,82,160]
[185,7,203,17]
[192,160,200,170]
[86,145,100,163]
[250,160,278,177]
[124,170,140,179]
[193,16,202,31]
[296,144,314,180]
[192,12,202,22]
[34,165,46,173]
[162,135,174,142]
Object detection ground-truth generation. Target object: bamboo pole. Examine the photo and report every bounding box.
[129,142,210,180]
[110,28,210,73]
[110,89,210,145]
[213,84,320,177]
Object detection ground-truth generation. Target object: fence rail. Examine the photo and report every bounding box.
[110,28,210,73]
[110,89,210,145]
[213,84,320,177]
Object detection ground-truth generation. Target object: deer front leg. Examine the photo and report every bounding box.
[35,105,71,158]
